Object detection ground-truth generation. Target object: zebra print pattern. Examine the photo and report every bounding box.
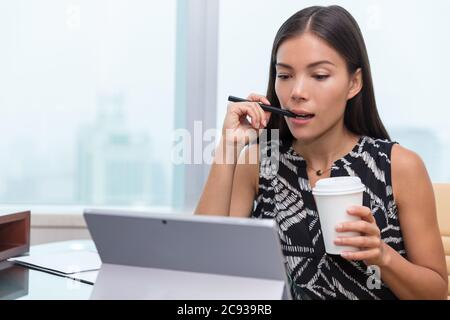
[252,136,405,300]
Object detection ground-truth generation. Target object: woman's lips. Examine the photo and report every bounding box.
[286,109,315,125]
[288,115,315,125]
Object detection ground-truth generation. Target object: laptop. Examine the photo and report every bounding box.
[84,209,292,300]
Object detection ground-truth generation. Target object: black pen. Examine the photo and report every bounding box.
[228,95,298,118]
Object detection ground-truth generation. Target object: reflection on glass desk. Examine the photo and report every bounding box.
[0,261,29,300]
[0,240,96,300]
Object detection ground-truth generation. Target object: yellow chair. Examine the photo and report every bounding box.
[433,183,450,300]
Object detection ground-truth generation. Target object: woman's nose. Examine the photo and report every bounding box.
[290,77,309,102]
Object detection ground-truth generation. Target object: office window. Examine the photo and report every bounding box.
[0,0,177,207]
[217,0,450,182]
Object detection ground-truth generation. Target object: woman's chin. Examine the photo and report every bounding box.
[288,128,317,143]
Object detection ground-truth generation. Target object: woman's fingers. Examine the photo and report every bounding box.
[256,103,267,127]
[333,206,385,264]
[264,111,272,125]
[247,93,271,106]
[340,248,382,261]
[222,95,273,147]
[334,236,381,249]
[247,93,271,126]
[346,205,375,223]
[247,103,263,128]
[230,103,261,129]
[222,93,272,146]
[336,220,380,237]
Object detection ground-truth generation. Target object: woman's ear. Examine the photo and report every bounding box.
[347,68,363,100]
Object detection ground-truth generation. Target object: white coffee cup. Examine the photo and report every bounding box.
[312,176,365,255]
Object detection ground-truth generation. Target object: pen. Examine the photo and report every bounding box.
[228,95,298,118]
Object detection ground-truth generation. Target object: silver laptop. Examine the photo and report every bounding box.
[84,209,292,300]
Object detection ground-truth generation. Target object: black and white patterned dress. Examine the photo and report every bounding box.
[252,135,406,300]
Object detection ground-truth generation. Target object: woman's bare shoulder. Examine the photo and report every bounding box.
[391,144,432,209]
[391,144,426,176]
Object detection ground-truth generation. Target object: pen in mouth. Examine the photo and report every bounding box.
[228,95,298,118]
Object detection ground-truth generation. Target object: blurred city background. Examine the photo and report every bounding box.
[0,0,449,211]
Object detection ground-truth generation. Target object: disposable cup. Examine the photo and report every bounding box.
[312,176,365,255]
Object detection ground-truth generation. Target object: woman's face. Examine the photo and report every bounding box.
[275,32,362,142]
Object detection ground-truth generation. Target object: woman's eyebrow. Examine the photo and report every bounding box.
[276,60,335,69]
[307,60,335,68]
[275,62,294,69]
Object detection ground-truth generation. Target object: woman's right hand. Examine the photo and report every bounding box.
[221,93,272,148]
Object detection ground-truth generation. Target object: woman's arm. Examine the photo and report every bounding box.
[336,144,448,299]
[378,145,448,299]
[194,138,243,216]
[195,94,271,216]
[229,143,259,217]
[194,141,258,216]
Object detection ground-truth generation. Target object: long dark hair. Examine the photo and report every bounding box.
[266,5,390,141]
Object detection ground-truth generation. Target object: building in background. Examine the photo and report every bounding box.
[77,92,168,206]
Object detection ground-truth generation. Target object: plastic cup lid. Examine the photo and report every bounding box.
[312,176,365,196]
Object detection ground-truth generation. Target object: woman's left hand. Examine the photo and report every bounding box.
[334,205,389,267]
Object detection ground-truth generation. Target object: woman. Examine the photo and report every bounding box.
[195,5,447,300]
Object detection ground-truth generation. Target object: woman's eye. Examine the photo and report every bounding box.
[313,74,330,81]
[276,74,291,80]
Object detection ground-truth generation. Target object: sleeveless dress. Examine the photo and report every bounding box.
[252,135,406,300]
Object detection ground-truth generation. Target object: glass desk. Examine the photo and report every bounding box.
[0,240,96,300]
[1,239,287,300]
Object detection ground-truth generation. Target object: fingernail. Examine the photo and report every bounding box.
[347,206,356,213]
[341,252,350,258]
[334,238,342,244]
[262,119,267,127]
[335,224,343,231]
